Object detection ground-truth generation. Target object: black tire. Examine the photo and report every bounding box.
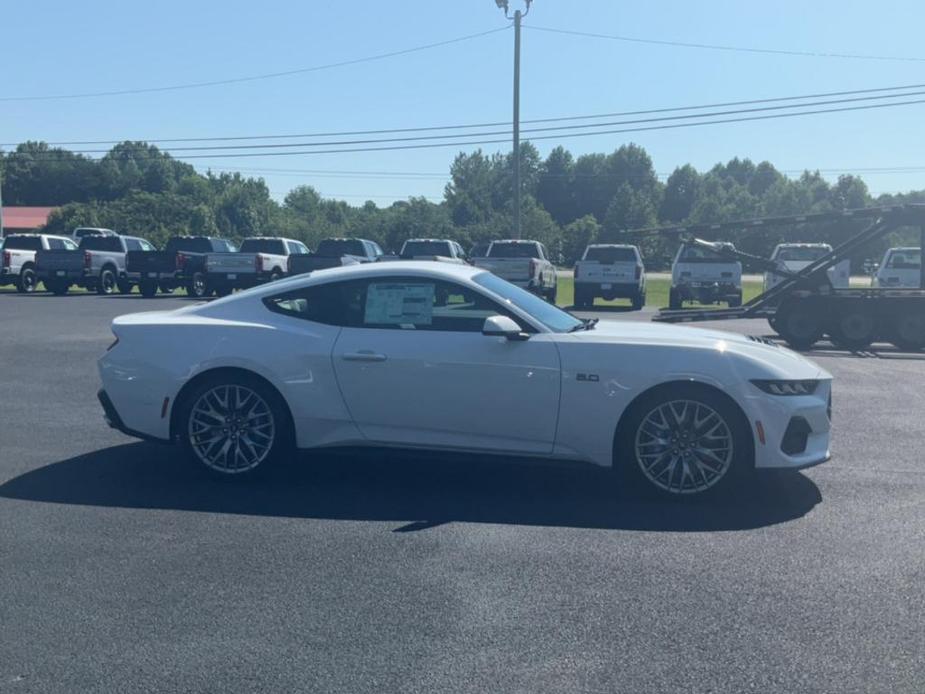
[615,383,753,500]
[97,267,117,295]
[269,270,283,283]
[186,272,209,298]
[546,284,558,304]
[214,284,233,297]
[631,291,645,311]
[774,299,823,350]
[17,266,37,294]
[668,287,682,310]
[139,280,158,298]
[889,312,925,352]
[828,304,876,351]
[176,372,293,479]
[728,293,742,308]
[117,279,133,294]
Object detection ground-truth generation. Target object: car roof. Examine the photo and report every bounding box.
[587,243,637,249]
[403,238,451,243]
[774,242,832,248]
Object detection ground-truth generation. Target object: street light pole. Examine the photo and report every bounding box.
[496,0,532,239]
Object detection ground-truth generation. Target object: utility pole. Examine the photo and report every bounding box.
[496,0,532,239]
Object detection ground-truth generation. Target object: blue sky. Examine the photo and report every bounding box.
[4,0,925,203]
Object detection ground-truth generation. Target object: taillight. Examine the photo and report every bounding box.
[256,255,264,272]
[287,256,292,274]
[635,265,641,280]
[84,251,92,269]
[176,253,187,271]
[2,251,9,268]
[530,258,539,276]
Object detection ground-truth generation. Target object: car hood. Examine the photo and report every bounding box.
[563,320,830,379]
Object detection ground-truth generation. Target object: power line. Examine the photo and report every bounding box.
[12,81,925,147]
[10,96,925,162]
[525,25,925,63]
[0,26,510,102]
[28,89,925,156]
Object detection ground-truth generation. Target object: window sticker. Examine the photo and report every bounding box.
[365,282,434,326]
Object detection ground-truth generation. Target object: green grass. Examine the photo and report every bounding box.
[556,277,764,309]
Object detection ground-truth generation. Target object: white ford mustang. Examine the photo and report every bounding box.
[98,261,832,497]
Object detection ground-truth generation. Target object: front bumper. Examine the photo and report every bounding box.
[745,381,832,470]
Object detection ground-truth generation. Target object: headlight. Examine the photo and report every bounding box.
[751,379,819,396]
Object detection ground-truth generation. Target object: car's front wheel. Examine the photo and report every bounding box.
[178,374,292,478]
[616,385,751,499]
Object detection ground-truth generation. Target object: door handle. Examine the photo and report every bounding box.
[342,351,388,362]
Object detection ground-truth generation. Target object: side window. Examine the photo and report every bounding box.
[369,242,384,258]
[265,277,527,332]
[123,238,142,252]
[139,239,155,251]
[265,280,366,327]
[287,241,307,255]
[361,278,520,333]
[46,238,66,250]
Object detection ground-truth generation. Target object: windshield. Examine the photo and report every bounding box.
[317,239,366,257]
[241,239,286,255]
[886,249,921,269]
[473,272,582,333]
[401,241,451,258]
[678,244,736,263]
[585,247,637,263]
[488,243,541,259]
[776,246,830,262]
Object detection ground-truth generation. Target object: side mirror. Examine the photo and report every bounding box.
[482,315,528,341]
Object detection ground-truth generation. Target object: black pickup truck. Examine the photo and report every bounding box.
[127,236,237,298]
[287,238,383,276]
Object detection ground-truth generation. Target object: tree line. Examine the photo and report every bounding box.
[2,140,922,268]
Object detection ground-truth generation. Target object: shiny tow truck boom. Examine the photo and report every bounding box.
[623,204,925,351]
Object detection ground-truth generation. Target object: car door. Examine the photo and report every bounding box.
[331,276,562,454]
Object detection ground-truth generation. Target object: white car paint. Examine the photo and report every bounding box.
[873,247,921,288]
[99,262,831,490]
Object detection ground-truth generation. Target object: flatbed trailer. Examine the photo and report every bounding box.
[624,204,925,351]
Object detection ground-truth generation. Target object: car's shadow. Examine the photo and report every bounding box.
[0,443,821,532]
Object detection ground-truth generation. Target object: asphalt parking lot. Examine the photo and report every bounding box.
[2,292,924,693]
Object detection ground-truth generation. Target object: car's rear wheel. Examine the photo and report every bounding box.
[631,291,645,311]
[97,268,117,295]
[828,305,876,351]
[117,279,133,294]
[890,312,925,351]
[139,280,157,298]
[186,272,208,298]
[616,384,751,499]
[47,279,69,295]
[17,266,37,293]
[774,300,823,350]
[668,288,682,310]
[178,375,291,478]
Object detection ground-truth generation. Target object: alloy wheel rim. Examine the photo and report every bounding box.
[102,273,114,292]
[188,385,275,474]
[634,399,734,494]
[24,272,36,290]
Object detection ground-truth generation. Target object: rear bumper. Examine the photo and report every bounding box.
[575,281,641,298]
[97,389,170,443]
[206,271,263,286]
[676,282,740,302]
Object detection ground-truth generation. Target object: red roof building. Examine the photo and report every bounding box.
[1,206,57,236]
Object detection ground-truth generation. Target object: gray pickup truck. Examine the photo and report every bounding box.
[2,234,79,293]
[288,238,383,276]
[36,234,156,295]
[205,237,310,294]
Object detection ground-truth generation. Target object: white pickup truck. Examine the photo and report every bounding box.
[670,241,742,309]
[204,237,310,294]
[1,234,78,293]
[763,243,849,291]
[573,244,646,310]
[473,240,558,302]
[874,247,922,288]
[398,238,468,263]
